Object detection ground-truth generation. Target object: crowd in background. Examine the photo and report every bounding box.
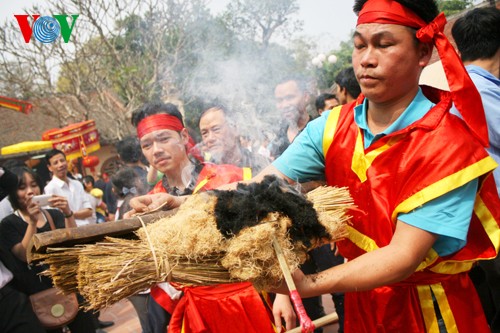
[0,68,358,333]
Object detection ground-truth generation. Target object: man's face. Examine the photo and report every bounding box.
[48,153,68,180]
[352,23,430,105]
[324,97,339,111]
[336,85,348,105]
[139,128,189,174]
[199,109,237,162]
[275,80,308,124]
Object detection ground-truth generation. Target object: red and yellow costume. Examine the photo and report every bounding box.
[150,163,252,195]
[318,2,499,330]
[323,87,500,332]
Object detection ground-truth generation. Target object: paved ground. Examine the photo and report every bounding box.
[100,299,141,333]
[100,294,339,333]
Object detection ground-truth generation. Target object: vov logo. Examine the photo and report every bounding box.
[14,14,79,43]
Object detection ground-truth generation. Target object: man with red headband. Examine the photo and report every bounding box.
[244,0,500,332]
[126,101,275,333]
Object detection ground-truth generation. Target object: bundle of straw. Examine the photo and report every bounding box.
[38,179,353,310]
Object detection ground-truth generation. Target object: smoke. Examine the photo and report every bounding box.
[180,161,195,190]
[186,51,281,138]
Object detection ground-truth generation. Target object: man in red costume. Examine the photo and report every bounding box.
[262,0,500,331]
[229,0,499,332]
[126,101,275,333]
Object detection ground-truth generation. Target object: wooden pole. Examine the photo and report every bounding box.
[287,312,339,333]
[272,237,315,333]
[27,210,175,263]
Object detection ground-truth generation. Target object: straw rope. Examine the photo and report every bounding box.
[137,215,163,280]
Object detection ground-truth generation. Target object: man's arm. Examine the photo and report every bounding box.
[73,208,93,219]
[290,221,438,297]
[218,164,294,191]
[75,182,94,220]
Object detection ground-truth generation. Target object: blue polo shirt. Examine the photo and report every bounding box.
[273,89,478,256]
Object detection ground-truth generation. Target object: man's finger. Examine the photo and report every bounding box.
[273,312,282,333]
[285,313,297,330]
[123,209,136,219]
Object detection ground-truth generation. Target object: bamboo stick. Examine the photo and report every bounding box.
[287,312,339,333]
[272,236,315,333]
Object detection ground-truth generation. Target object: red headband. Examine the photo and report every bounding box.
[136,113,203,161]
[136,114,184,139]
[357,0,489,147]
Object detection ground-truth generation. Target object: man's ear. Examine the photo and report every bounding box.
[180,128,190,145]
[47,162,54,174]
[418,42,433,68]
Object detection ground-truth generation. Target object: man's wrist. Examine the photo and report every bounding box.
[64,210,74,218]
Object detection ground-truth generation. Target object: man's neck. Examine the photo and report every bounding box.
[163,159,194,190]
[346,94,356,104]
[221,145,243,166]
[464,57,500,79]
[366,87,419,135]
[296,111,309,131]
[54,174,68,183]
[287,112,309,142]
[126,162,144,169]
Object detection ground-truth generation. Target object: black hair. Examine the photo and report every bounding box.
[82,175,95,186]
[111,167,148,219]
[315,93,338,111]
[7,166,43,211]
[45,149,66,166]
[0,167,18,201]
[353,0,439,24]
[335,67,361,99]
[131,101,184,128]
[110,167,144,198]
[452,7,500,62]
[115,136,144,164]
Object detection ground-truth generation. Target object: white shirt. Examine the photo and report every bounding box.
[0,260,13,289]
[0,168,14,221]
[0,197,13,221]
[44,176,94,227]
[84,192,98,224]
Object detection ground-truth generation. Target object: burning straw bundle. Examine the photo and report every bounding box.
[38,176,354,310]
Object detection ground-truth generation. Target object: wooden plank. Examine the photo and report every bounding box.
[27,210,176,263]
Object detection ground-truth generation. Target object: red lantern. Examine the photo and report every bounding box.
[82,155,100,172]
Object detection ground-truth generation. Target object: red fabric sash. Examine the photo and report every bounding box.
[150,285,180,314]
[167,283,275,333]
[357,0,489,147]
